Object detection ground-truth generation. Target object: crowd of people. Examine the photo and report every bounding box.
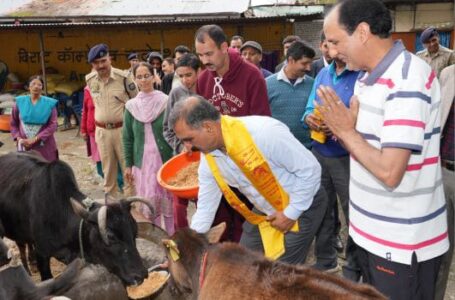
[9,0,454,298]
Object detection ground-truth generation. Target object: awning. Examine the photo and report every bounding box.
[0,0,249,18]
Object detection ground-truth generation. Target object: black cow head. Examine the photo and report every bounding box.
[70,197,153,286]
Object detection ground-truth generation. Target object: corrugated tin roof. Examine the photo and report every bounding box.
[0,0,249,18]
[0,15,322,28]
[0,19,214,29]
[250,0,335,5]
[0,0,325,27]
[250,5,324,17]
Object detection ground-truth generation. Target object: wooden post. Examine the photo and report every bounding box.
[38,30,48,95]
[160,29,164,56]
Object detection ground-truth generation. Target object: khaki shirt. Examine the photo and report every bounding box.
[85,67,138,123]
[440,64,454,129]
[417,45,455,78]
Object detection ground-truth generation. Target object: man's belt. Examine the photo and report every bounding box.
[441,159,454,171]
[95,121,123,129]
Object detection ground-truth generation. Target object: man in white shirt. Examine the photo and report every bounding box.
[319,0,448,298]
[169,95,328,264]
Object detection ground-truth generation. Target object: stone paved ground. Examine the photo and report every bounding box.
[0,127,454,298]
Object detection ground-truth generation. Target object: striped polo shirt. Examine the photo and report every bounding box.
[350,40,449,265]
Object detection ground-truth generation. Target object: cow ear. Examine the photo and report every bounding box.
[70,198,89,220]
[205,222,226,244]
[162,239,181,262]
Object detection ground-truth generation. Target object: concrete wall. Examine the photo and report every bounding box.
[293,2,454,56]
[294,19,324,57]
[394,2,454,32]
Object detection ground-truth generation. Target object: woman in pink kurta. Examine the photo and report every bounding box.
[10,76,58,162]
[123,62,174,235]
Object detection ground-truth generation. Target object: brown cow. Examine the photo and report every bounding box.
[162,223,387,300]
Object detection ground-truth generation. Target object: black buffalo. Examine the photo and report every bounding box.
[0,152,150,285]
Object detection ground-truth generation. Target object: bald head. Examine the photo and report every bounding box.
[324,5,339,27]
[326,0,391,38]
[170,96,223,153]
[323,0,393,72]
[169,96,220,130]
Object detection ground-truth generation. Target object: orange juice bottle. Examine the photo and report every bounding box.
[310,108,326,143]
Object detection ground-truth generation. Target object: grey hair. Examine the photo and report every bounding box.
[168,95,220,130]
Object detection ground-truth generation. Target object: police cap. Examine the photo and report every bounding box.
[127,52,138,61]
[88,44,109,63]
[420,27,438,44]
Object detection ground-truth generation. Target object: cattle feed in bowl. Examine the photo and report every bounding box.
[167,161,199,187]
[127,270,170,299]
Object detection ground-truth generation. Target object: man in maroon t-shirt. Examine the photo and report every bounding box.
[194,24,271,241]
[195,24,271,117]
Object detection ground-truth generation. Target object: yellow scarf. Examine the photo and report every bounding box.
[205,116,298,259]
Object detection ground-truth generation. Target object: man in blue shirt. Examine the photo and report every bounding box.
[267,41,315,149]
[302,49,359,278]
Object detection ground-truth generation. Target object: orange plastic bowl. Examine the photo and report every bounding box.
[0,114,11,132]
[157,151,200,199]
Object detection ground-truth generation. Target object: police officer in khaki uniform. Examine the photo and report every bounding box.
[417,27,455,77]
[86,44,138,196]
[126,52,140,76]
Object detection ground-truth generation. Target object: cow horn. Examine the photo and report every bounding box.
[97,206,109,245]
[124,196,155,218]
[70,198,89,220]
